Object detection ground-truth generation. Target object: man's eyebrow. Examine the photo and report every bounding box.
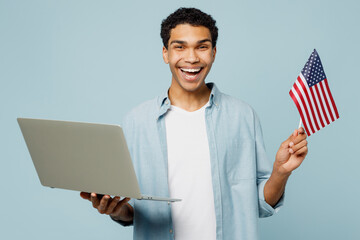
[170,39,212,45]
[170,40,186,45]
[198,39,212,44]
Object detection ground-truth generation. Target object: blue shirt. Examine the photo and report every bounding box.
[120,83,283,240]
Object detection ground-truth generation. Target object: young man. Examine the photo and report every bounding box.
[81,8,308,240]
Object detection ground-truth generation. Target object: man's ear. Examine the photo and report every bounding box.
[212,46,217,61]
[162,46,169,64]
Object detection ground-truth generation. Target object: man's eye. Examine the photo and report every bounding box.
[199,45,209,49]
[175,46,183,49]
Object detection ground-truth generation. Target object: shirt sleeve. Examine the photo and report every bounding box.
[257,179,285,217]
[253,111,285,218]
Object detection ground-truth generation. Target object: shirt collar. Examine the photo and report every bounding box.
[207,82,220,108]
[157,82,220,119]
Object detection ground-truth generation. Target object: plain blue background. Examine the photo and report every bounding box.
[1,0,359,239]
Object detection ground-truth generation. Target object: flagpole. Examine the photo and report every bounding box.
[298,118,302,129]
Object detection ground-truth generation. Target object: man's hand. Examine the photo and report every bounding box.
[80,192,133,222]
[264,127,308,207]
[274,127,308,176]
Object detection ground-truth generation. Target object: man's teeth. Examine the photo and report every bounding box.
[181,68,201,73]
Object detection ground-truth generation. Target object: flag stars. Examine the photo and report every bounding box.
[301,50,326,87]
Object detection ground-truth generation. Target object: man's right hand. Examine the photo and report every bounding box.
[80,192,133,222]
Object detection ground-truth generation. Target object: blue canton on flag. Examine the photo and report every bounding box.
[301,50,327,87]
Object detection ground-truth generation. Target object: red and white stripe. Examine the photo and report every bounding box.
[289,73,339,136]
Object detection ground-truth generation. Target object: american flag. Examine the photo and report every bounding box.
[289,49,339,136]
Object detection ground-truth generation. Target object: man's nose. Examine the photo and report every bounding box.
[184,49,199,63]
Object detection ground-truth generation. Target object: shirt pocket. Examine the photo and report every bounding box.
[224,138,256,182]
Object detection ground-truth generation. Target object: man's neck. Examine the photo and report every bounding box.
[168,82,211,112]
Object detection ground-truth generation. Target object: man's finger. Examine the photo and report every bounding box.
[80,192,91,200]
[98,195,111,214]
[91,193,100,209]
[105,196,121,215]
[298,127,305,134]
[292,129,298,137]
[289,139,308,154]
[122,197,131,204]
[284,128,303,148]
[282,132,296,149]
[112,198,131,216]
[289,131,307,147]
[294,145,308,157]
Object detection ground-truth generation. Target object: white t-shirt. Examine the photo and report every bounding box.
[165,103,216,240]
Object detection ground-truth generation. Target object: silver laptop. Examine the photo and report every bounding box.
[17,118,180,202]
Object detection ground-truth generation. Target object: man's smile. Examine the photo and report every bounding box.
[179,67,204,81]
[180,67,202,73]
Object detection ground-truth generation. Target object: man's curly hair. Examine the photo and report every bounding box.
[161,8,218,49]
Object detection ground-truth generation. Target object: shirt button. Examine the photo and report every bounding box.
[165,100,169,105]
[169,229,173,234]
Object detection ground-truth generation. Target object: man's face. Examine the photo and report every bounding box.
[163,24,216,93]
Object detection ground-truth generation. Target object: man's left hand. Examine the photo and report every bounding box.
[274,127,308,176]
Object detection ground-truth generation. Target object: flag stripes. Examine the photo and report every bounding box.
[290,73,339,136]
